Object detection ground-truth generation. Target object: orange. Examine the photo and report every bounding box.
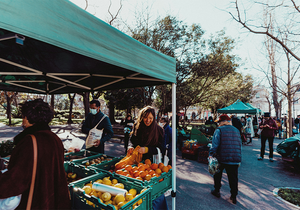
[158,163,164,170]
[152,173,157,177]
[148,170,155,176]
[132,166,138,171]
[167,165,172,170]
[151,163,158,170]
[145,174,152,181]
[139,171,146,178]
[133,170,140,178]
[123,170,129,175]
[159,178,164,182]
[136,177,143,181]
[138,165,145,172]
[138,163,144,167]
[116,170,124,175]
[162,166,169,173]
[145,159,151,166]
[144,164,150,170]
[125,165,132,172]
[155,168,162,175]
[126,174,132,178]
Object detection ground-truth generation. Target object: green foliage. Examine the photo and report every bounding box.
[278,188,300,207]
[0,140,15,157]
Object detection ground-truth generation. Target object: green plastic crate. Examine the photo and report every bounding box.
[112,169,172,200]
[71,154,118,169]
[88,156,124,171]
[64,162,98,185]
[68,172,152,210]
[64,149,100,161]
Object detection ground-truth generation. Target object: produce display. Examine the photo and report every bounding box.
[83,156,113,167]
[66,172,82,184]
[114,159,172,182]
[80,176,145,209]
[64,149,99,161]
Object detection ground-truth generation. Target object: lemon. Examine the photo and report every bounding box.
[114,183,124,189]
[117,202,125,208]
[95,179,103,184]
[140,188,147,194]
[86,200,94,207]
[128,189,137,197]
[113,205,119,210]
[137,198,143,205]
[103,179,112,186]
[82,186,92,195]
[102,192,112,202]
[103,177,110,181]
[112,179,118,185]
[104,200,112,205]
[114,194,125,205]
[85,182,93,188]
[125,193,134,201]
[97,191,103,198]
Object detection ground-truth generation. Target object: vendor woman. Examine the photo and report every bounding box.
[128,106,164,160]
[128,106,168,210]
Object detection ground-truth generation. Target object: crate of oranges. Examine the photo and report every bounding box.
[68,172,151,210]
[112,159,172,200]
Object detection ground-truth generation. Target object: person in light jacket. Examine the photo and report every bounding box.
[245,115,254,144]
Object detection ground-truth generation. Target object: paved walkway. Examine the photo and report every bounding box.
[1,123,299,209]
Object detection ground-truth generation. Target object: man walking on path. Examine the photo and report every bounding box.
[258,112,278,162]
[209,114,242,204]
[82,99,114,154]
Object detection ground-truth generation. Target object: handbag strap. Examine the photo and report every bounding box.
[27,135,38,210]
[93,114,107,129]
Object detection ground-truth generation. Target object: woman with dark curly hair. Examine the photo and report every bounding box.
[0,99,70,209]
[128,106,164,161]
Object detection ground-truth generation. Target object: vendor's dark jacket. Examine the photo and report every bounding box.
[259,118,278,138]
[209,125,242,164]
[162,124,172,161]
[0,123,70,209]
[129,123,164,160]
[82,111,114,143]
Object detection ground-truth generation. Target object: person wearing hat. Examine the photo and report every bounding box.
[258,112,278,161]
[209,114,242,204]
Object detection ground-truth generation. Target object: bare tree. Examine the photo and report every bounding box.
[229,0,300,61]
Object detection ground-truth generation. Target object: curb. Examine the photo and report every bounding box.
[273,187,300,209]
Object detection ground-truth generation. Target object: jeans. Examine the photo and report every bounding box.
[213,163,239,196]
[260,136,274,158]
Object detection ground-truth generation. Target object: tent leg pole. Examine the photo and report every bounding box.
[171,83,176,210]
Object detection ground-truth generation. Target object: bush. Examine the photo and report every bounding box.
[0,140,15,157]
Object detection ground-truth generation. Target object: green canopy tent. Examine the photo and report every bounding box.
[245,103,263,115]
[0,0,177,209]
[217,99,258,114]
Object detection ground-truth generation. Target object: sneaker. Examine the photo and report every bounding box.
[257,157,263,160]
[211,189,220,198]
[269,158,274,162]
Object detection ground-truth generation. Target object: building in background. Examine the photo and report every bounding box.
[250,85,269,114]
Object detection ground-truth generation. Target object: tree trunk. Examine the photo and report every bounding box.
[67,93,76,124]
[83,92,90,118]
[50,94,55,108]
[109,102,116,124]
[5,92,12,126]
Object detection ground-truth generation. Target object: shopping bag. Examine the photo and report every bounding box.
[163,148,169,166]
[153,147,162,164]
[208,157,220,175]
[257,129,262,135]
[0,195,22,210]
[86,115,107,148]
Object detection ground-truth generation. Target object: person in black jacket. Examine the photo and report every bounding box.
[82,99,114,154]
[231,115,243,134]
[128,106,164,161]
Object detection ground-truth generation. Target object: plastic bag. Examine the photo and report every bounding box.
[208,157,220,175]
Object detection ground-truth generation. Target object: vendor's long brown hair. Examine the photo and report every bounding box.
[133,106,163,145]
